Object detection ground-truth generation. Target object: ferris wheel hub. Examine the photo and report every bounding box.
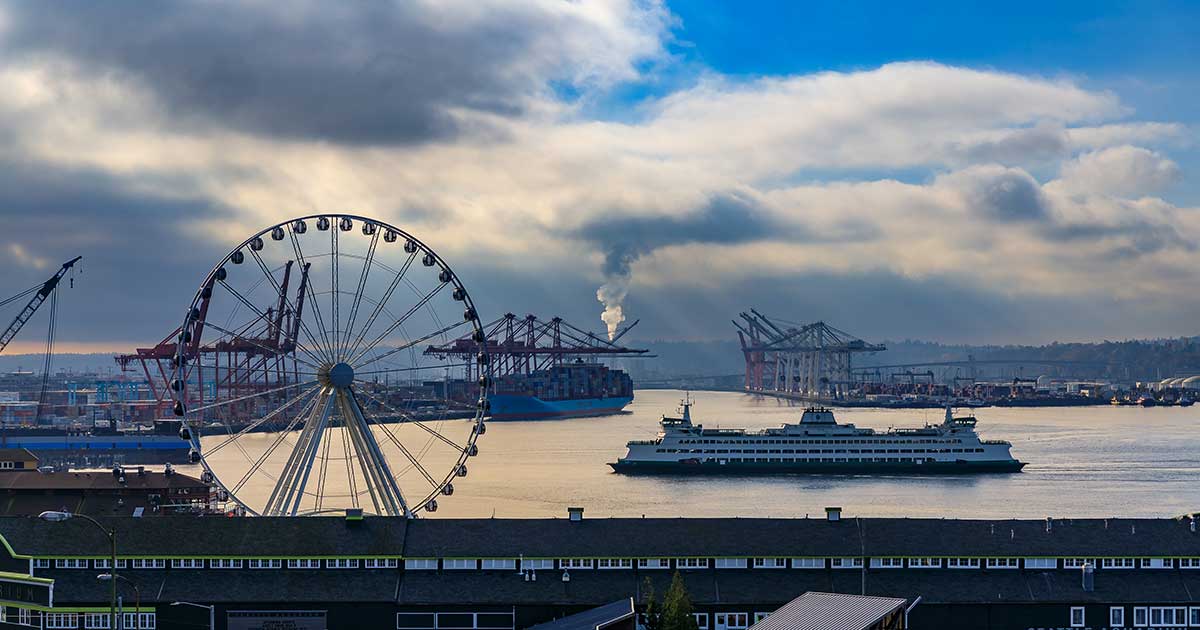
[325,362,355,388]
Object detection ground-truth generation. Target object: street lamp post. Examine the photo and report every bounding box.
[39,511,116,630]
[171,601,214,630]
[98,574,140,629]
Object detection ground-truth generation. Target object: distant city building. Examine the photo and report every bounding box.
[0,448,38,471]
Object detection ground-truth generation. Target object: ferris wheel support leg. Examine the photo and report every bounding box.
[341,390,409,517]
[264,388,332,515]
[336,391,385,514]
[284,393,336,516]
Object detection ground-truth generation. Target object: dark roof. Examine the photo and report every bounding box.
[3,515,1200,560]
[402,517,1200,558]
[0,448,36,462]
[0,470,207,492]
[0,515,407,557]
[526,599,635,630]
[750,592,905,630]
[32,567,1200,607]
[402,518,864,557]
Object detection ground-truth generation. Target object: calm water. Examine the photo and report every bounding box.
[193,389,1200,519]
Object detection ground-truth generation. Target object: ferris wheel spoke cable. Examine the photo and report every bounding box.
[286,223,338,362]
[229,389,323,497]
[202,384,323,458]
[330,226,340,362]
[186,378,319,415]
[347,281,448,367]
[216,279,329,368]
[341,228,379,361]
[354,387,467,451]
[352,319,472,373]
[370,406,439,489]
[247,248,334,365]
[343,250,418,361]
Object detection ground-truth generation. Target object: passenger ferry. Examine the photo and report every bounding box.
[609,398,1025,474]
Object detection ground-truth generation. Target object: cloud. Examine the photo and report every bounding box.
[0,3,1195,344]
[938,165,1051,222]
[1055,145,1182,197]
[0,1,670,145]
[5,243,48,270]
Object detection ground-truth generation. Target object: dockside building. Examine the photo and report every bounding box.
[0,510,1198,629]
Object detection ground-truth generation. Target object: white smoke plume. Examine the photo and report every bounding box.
[596,274,630,341]
[596,243,638,341]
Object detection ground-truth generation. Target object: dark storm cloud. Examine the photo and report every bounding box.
[968,169,1050,222]
[0,2,589,145]
[1048,221,1195,259]
[573,191,879,277]
[577,192,778,278]
[958,124,1069,165]
[0,159,235,346]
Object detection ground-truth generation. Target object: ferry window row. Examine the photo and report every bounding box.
[656,448,986,454]
[676,436,964,441]
[33,556,1200,572]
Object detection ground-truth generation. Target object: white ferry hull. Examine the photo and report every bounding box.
[609,458,1025,474]
[609,401,1026,476]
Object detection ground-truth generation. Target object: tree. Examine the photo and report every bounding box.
[641,577,661,630]
[660,571,699,630]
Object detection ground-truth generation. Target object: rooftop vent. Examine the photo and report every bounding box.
[1045,517,1053,532]
[1082,563,1094,592]
[825,507,842,522]
[568,507,584,522]
[1191,515,1196,533]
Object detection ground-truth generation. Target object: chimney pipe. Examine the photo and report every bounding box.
[1190,516,1196,533]
[1045,517,1053,532]
[1082,563,1094,592]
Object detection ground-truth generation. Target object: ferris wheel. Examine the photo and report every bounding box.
[168,214,489,517]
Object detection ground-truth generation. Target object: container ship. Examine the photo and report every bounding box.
[610,398,1024,474]
[425,313,648,422]
[486,362,633,420]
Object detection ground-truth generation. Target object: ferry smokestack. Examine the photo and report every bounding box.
[825,507,842,522]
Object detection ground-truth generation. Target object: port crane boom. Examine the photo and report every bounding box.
[0,256,81,355]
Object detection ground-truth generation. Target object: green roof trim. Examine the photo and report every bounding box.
[0,570,53,584]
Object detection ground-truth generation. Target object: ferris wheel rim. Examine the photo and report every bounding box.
[171,213,488,517]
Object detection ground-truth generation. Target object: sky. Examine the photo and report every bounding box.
[0,0,1197,353]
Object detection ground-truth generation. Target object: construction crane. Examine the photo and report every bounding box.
[0,256,81,355]
[0,256,81,420]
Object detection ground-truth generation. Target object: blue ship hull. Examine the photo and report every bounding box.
[0,433,191,465]
[487,394,633,421]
